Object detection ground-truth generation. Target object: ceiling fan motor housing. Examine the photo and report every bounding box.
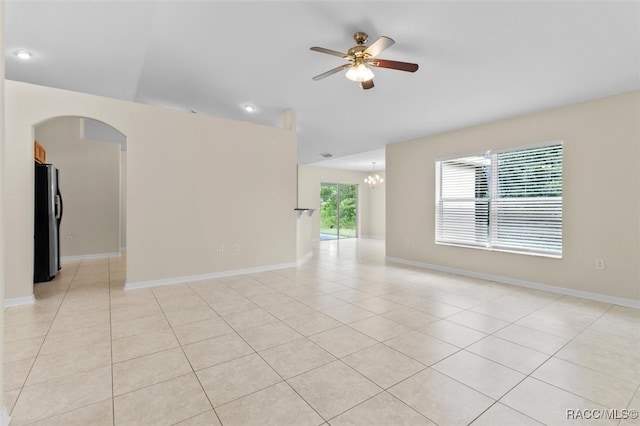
[348,45,368,59]
[354,31,369,45]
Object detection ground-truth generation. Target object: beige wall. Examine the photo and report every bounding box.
[361,171,385,239]
[120,151,127,249]
[298,166,386,241]
[386,91,640,303]
[4,80,297,299]
[35,117,121,258]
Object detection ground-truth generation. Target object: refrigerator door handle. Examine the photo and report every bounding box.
[55,194,62,220]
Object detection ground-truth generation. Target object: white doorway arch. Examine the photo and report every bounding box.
[34,116,127,263]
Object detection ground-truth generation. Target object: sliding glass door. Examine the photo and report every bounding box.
[320,183,357,240]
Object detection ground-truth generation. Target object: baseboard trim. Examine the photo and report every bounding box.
[297,251,313,266]
[4,295,36,308]
[361,235,385,240]
[0,406,10,426]
[385,256,640,309]
[124,260,299,291]
[61,252,121,262]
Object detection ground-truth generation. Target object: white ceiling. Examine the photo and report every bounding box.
[5,1,640,168]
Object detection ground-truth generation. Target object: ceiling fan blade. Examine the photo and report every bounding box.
[361,79,375,90]
[310,46,349,59]
[368,59,419,73]
[364,36,395,57]
[312,64,350,81]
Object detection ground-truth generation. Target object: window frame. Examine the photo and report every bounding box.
[435,141,563,259]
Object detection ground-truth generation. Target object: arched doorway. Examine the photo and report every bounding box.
[34,116,127,283]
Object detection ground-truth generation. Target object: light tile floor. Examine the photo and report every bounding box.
[4,238,640,425]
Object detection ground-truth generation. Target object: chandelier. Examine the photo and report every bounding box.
[364,162,384,189]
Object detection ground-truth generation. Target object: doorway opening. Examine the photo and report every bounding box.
[320,183,357,240]
[34,116,126,264]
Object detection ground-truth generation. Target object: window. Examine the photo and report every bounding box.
[436,142,563,257]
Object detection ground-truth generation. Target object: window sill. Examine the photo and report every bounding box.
[435,241,562,259]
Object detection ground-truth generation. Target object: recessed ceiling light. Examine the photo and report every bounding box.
[243,104,256,113]
[14,50,33,60]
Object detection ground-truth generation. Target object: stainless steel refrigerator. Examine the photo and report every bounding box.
[34,163,63,282]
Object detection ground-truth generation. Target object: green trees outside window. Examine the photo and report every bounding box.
[320,183,357,239]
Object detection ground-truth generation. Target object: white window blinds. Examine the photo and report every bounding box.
[436,143,563,257]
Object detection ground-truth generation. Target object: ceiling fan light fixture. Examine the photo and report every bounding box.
[345,63,374,82]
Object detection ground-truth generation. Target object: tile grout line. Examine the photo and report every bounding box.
[149,284,222,425]
[184,272,427,422]
[376,292,592,424]
[235,271,472,424]
[250,253,520,423]
[108,256,115,426]
[252,251,438,422]
[7,261,79,422]
[12,260,118,424]
[260,274,403,423]
[186,279,330,425]
[488,302,623,422]
[432,299,622,423]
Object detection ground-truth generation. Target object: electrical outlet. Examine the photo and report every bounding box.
[404,238,410,246]
[66,235,72,243]
[595,259,605,270]
[218,244,225,253]
[233,243,240,252]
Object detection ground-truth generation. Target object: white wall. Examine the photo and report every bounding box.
[298,166,386,241]
[4,80,297,299]
[386,91,640,303]
[35,117,121,258]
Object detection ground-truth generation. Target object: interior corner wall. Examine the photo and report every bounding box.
[4,80,297,299]
[386,91,640,302]
[297,165,385,241]
[35,117,120,257]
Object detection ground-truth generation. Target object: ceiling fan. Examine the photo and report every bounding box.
[310,31,419,90]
